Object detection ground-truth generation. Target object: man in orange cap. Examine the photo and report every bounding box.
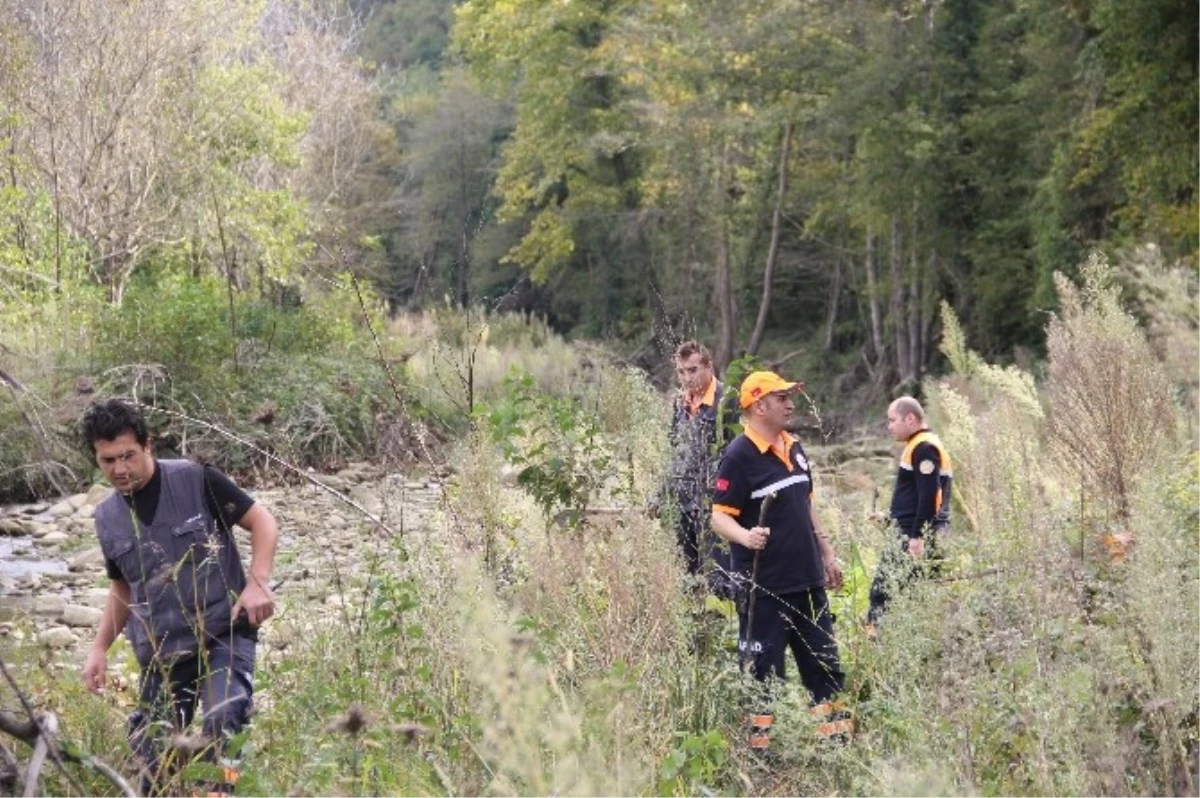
[711,371,850,750]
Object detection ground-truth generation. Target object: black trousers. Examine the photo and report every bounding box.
[677,509,735,598]
[868,533,944,624]
[738,587,845,705]
[129,633,256,794]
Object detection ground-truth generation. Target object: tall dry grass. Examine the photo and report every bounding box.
[2,253,1195,797]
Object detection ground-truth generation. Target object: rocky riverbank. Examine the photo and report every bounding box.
[0,463,445,664]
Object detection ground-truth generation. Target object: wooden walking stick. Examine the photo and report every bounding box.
[742,491,778,753]
[742,491,777,663]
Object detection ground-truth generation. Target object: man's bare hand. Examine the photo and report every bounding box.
[825,559,844,591]
[907,537,926,560]
[82,647,107,695]
[742,526,770,551]
[232,580,275,626]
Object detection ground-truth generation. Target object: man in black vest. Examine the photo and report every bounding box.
[660,340,738,596]
[867,395,953,626]
[80,399,279,796]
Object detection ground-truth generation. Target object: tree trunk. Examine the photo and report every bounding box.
[714,147,736,371]
[748,121,793,356]
[865,228,884,368]
[906,214,921,384]
[823,258,842,353]
[457,130,471,307]
[890,216,907,388]
[214,196,239,375]
[715,221,735,371]
[923,248,938,367]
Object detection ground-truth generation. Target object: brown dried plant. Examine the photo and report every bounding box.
[1045,252,1177,528]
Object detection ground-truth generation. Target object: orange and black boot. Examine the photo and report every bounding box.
[744,711,774,755]
[810,699,854,743]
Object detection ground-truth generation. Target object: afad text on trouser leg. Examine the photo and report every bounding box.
[739,636,776,752]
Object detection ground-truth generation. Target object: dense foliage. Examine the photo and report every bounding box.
[1,0,1195,417]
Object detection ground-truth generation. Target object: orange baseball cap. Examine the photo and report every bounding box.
[739,371,801,408]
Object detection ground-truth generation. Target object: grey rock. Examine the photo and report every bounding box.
[62,605,104,627]
[66,518,94,537]
[21,520,47,537]
[34,595,66,617]
[311,474,348,491]
[84,484,113,505]
[349,485,383,516]
[37,626,77,648]
[0,518,25,536]
[79,588,111,608]
[46,499,76,518]
[68,546,106,572]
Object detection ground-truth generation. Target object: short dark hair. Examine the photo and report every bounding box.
[674,340,712,365]
[890,395,926,422]
[81,399,149,451]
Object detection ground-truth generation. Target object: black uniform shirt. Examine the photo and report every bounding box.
[712,427,825,593]
[889,430,952,538]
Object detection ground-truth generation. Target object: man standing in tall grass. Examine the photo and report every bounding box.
[710,371,849,751]
[867,395,953,626]
[658,340,738,596]
[79,399,279,796]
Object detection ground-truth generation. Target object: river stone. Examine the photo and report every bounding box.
[311,474,348,491]
[46,499,76,518]
[77,587,109,606]
[0,518,24,536]
[85,484,113,505]
[66,518,94,537]
[74,504,96,519]
[34,595,66,617]
[62,605,103,627]
[37,531,70,545]
[38,626,77,648]
[20,520,47,537]
[349,485,383,516]
[68,546,106,572]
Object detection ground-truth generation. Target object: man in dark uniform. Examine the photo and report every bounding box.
[867,395,953,625]
[80,399,279,796]
[660,340,739,595]
[710,371,849,750]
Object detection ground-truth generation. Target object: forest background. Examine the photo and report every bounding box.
[0,0,1197,796]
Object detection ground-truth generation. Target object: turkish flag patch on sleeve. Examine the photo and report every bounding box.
[715,478,729,491]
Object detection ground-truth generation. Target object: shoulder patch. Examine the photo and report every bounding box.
[794,452,809,471]
[919,459,936,475]
[715,477,730,491]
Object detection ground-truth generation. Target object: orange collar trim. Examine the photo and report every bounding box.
[745,427,795,467]
[686,377,717,415]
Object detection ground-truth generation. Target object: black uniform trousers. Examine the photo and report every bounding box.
[739,586,844,705]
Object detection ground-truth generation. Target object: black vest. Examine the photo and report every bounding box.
[667,379,738,512]
[95,460,246,666]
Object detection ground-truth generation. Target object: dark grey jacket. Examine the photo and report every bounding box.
[95,459,246,667]
[664,380,740,514]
